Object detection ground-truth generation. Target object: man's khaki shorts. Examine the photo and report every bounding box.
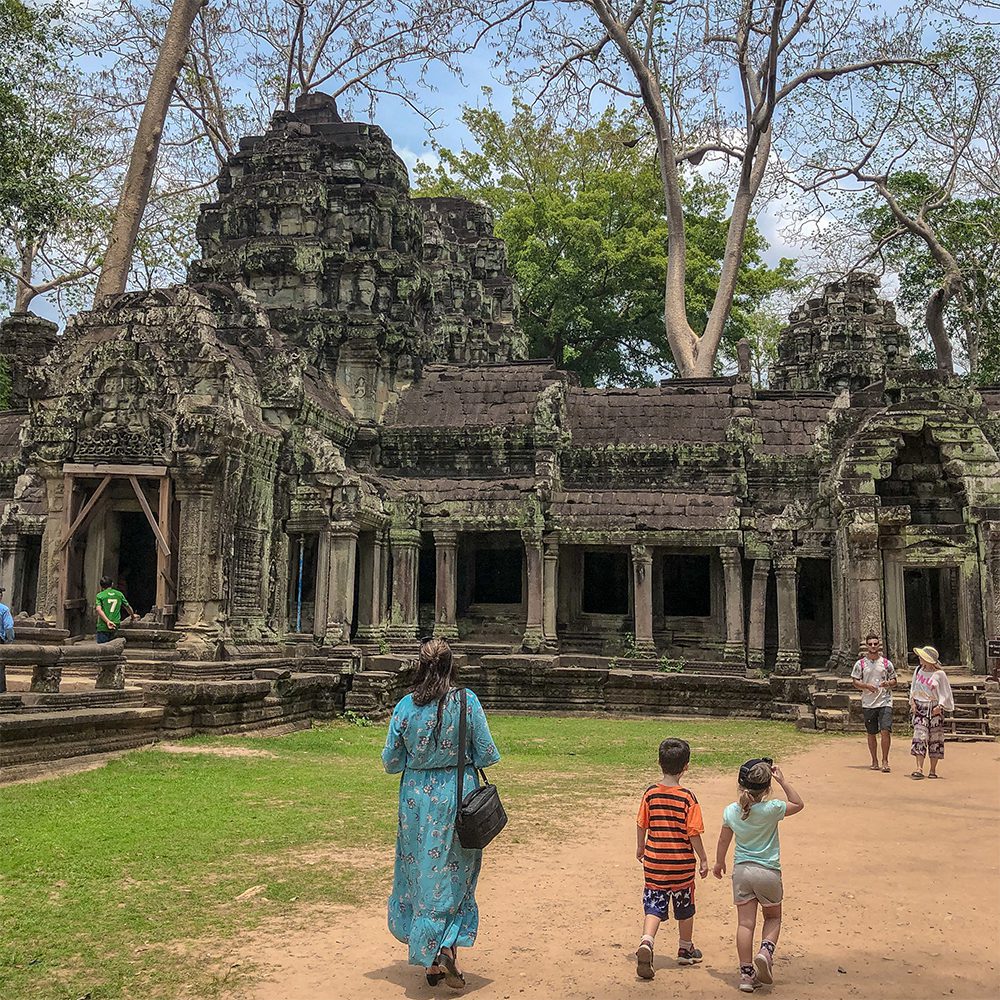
[732,862,783,906]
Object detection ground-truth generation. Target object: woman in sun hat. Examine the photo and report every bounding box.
[909,645,955,779]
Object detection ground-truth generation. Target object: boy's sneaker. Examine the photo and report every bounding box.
[753,948,773,985]
[636,939,655,980]
[677,944,703,965]
[739,970,757,992]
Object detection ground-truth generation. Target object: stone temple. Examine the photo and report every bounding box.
[1,93,998,763]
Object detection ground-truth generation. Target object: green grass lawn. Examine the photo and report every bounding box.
[0,715,827,1000]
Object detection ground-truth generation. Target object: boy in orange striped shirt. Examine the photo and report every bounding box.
[635,738,709,979]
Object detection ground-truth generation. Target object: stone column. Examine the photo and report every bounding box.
[312,530,331,641]
[387,527,420,641]
[542,535,559,649]
[354,533,384,643]
[173,480,224,643]
[847,520,884,659]
[38,472,65,623]
[433,527,459,638]
[982,522,1000,648]
[0,535,18,608]
[631,543,655,657]
[522,530,544,651]
[325,525,358,644]
[774,554,801,674]
[720,545,746,666]
[747,559,770,671]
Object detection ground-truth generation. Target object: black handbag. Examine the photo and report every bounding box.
[454,687,507,850]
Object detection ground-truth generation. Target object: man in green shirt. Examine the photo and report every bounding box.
[95,575,135,643]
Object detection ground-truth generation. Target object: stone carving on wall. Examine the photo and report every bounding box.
[75,364,167,462]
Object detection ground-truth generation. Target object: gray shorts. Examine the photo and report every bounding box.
[732,862,783,907]
[863,705,893,734]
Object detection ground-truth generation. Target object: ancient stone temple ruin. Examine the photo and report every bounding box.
[1,92,999,763]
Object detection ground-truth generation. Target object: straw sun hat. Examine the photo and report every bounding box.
[913,645,941,666]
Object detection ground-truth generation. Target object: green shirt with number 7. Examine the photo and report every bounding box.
[95,587,130,632]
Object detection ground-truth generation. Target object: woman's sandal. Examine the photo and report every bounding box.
[928,772,940,779]
[910,771,925,779]
[426,969,445,987]
[436,947,466,990]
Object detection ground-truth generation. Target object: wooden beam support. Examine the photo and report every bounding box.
[60,476,112,551]
[128,476,170,556]
[63,463,168,477]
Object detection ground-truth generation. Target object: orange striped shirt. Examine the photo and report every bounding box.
[637,785,704,891]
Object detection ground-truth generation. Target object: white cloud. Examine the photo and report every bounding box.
[396,147,440,181]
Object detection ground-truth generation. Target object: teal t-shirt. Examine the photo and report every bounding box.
[722,798,787,870]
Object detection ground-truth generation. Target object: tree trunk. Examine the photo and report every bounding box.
[92,0,204,305]
[14,240,36,313]
[925,280,957,375]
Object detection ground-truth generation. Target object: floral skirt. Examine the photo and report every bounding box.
[911,703,945,760]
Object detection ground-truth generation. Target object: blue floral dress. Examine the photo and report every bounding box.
[382,687,500,967]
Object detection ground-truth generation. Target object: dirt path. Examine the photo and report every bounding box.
[227,737,1000,1000]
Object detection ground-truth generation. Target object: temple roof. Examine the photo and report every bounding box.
[386,362,564,429]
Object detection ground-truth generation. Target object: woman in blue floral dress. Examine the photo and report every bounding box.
[382,638,500,989]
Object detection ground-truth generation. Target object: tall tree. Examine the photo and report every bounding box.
[93,0,205,303]
[860,175,1000,381]
[469,0,933,376]
[414,102,795,385]
[0,1,110,314]
[801,27,1000,375]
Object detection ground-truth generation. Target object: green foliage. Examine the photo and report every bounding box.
[0,716,828,998]
[859,171,1000,382]
[0,353,10,409]
[0,0,110,311]
[342,708,376,727]
[657,655,686,673]
[414,98,797,385]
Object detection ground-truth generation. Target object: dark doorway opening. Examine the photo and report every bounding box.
[418,534,436,606]
[663,553,712,617]
[797,558,833,667]
[117,511,157,617]
[904,567,960,664]
[287,533,319,633]
[16,536,41,615]
[582,550,629,614]
[418,532,437,635]
[472,547,522,604]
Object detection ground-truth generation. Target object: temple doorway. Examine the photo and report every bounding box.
[903,566,960,665]
[116,511,157,617]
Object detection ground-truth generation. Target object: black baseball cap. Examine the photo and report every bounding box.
[738,758,774,790]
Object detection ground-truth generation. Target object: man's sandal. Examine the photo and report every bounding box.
[928,773,940,779]
[436,948,466,990]
[910,771,924,779]
[882,765,891,773]
[870,763,880,771]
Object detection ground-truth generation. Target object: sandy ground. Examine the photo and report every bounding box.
[222,736,1000,1000]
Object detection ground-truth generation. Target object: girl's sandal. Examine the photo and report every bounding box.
[437,948,466,990]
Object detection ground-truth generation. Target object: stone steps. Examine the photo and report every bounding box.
[805,677,994,741]
[19,689,146,712]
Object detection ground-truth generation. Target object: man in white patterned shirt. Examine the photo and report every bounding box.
[851,632,897,772]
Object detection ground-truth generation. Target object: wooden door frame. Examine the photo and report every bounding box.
[58,464,176,629]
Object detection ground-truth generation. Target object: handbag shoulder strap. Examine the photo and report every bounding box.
[456,687,467,818]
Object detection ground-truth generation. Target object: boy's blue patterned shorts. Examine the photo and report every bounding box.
[643,885,695,920]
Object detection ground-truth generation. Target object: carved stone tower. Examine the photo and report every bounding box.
[189,91,523,423]
[770,273,911,392]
